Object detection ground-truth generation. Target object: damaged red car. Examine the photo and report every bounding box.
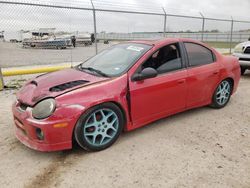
[12,38,240,152]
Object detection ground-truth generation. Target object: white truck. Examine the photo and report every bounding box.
[76,33,92,46]
[233,41,250,75]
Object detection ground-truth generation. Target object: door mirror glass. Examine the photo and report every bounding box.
[132,67,158,81]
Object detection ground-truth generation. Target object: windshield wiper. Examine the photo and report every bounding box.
[78,66,109,77]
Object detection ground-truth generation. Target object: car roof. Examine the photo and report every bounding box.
[129,38,206,47]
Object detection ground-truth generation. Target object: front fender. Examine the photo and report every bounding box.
[54,74,131,138]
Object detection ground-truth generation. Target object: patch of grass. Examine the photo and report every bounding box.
[5,78,27,90]
[205,41,238,49]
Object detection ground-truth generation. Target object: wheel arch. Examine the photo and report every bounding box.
[105,101,127,128]
[72,100,128,145]
[215,77,234,95]
[224,77,234,93]
[210,77,234,108]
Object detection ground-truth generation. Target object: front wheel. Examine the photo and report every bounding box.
[210,79,232,109]
[74,103,124,151]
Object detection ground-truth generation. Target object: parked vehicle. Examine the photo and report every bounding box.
[76,33,92,46]
[233,41,250,75]
[10,39,20,43]
[22,29,72,49]
[23,38,71,49]
[104,40,109,44]
[12,38,240,152]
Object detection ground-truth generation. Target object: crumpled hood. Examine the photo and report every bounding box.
[16,68,109,106]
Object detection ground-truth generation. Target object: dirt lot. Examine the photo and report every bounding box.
[0,42,115,68]
[0,73,250,188]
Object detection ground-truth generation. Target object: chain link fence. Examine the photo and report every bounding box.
[1,0,250,69]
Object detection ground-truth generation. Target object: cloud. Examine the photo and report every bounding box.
[1,0,250,40]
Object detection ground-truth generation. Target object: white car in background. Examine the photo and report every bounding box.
[233,41,250,75]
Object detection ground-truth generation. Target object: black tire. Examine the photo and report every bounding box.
[74,103,124,151]
[241,67,246,75]
[210,79,232,109]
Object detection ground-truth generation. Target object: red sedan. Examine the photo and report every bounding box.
[12,38,240,152]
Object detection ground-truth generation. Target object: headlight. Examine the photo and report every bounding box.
[32,98,56,119]
[234,43,244,53]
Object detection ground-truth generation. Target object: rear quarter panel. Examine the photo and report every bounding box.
[216,51,240,94]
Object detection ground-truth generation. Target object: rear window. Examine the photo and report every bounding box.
[184,42,214,67]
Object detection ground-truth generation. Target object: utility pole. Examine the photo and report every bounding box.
[90,0,98,54]
[200,12,205,41]
[162,7,167,38]
[229,16,234,54]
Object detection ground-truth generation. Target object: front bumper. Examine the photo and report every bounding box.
[239,60,250,67]
[15,126,71,151]
[233,53,250,67]
[12,101,83,152]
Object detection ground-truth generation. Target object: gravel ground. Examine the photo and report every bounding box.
[0,42,115,68]
[0,73,249,188]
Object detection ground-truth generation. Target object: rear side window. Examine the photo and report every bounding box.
[184,42,214,67]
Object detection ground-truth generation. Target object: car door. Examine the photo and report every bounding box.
[128,43,188,128]
[183,42,221,108]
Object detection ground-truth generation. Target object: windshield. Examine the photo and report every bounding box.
[79,43,152,77]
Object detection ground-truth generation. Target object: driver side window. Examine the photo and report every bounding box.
[141,43,182,74]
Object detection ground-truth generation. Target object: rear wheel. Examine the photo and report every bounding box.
[74,103,124,151]
[210,79,232,109]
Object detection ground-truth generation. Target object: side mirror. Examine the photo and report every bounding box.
[132,67,158,81]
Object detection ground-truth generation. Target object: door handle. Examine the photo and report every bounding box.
[177,79,185,84]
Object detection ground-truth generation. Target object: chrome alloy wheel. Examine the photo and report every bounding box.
[216,80,231,106]
[83,108,119,146]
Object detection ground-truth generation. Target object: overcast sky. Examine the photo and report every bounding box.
[1,0,250,39]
